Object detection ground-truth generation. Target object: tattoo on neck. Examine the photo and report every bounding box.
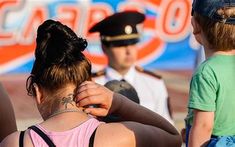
[61,94,75,109]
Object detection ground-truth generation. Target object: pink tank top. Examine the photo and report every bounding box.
[29,118,103,147]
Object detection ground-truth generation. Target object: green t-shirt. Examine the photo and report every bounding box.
[185,54,235,136]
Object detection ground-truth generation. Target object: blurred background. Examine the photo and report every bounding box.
[0,0,201,132]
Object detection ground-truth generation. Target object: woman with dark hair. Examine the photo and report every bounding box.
[1,19,181,147]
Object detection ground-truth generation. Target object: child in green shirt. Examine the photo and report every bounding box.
[185,0,235,146]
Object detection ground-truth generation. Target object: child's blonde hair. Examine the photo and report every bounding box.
[194,7,235,51]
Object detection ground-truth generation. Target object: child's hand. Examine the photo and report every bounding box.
[76,81,114,117]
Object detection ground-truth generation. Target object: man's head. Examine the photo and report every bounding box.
[102,44,138,72]
[103,80,140,122]
[89,11,145,72]
[191,0,235,51]
[104,80,140,104]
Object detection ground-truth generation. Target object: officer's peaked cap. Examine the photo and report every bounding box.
[89,11,145,47]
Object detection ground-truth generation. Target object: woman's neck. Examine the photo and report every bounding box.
[47,104,85,120]
[40,104,89,132]
[39,86,86,120]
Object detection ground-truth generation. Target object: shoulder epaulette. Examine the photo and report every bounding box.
[91,69,106,78]
[135,66,162,79]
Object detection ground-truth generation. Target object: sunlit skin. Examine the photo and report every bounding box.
[102,44,138,75]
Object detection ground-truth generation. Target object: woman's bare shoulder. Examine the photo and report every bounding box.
[94,122,136,147]
[0,131,20,147]
[94,121,180,147]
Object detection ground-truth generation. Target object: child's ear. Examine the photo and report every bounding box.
[191,17,203,44]
[191,17,201,35]
[33,83,43,104]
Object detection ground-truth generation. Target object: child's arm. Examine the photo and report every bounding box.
[188,110,214,147]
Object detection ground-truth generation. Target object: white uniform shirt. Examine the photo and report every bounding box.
[93,66,174,124]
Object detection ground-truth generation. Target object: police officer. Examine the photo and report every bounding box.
[89,11,173,124]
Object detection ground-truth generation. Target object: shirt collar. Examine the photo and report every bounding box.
[106,66,136,84]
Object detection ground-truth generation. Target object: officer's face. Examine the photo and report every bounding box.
[104,44,137,70]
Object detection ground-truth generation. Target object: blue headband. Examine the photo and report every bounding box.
[192,0,235,24]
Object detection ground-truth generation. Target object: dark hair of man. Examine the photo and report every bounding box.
[26,20,91,96]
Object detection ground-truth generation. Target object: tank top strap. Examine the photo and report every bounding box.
[28,126,56,147]
[19,131,25,147]
[89,127,98,147]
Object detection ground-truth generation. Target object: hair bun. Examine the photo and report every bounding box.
[75,37,87,51]
[35,19,89,67]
